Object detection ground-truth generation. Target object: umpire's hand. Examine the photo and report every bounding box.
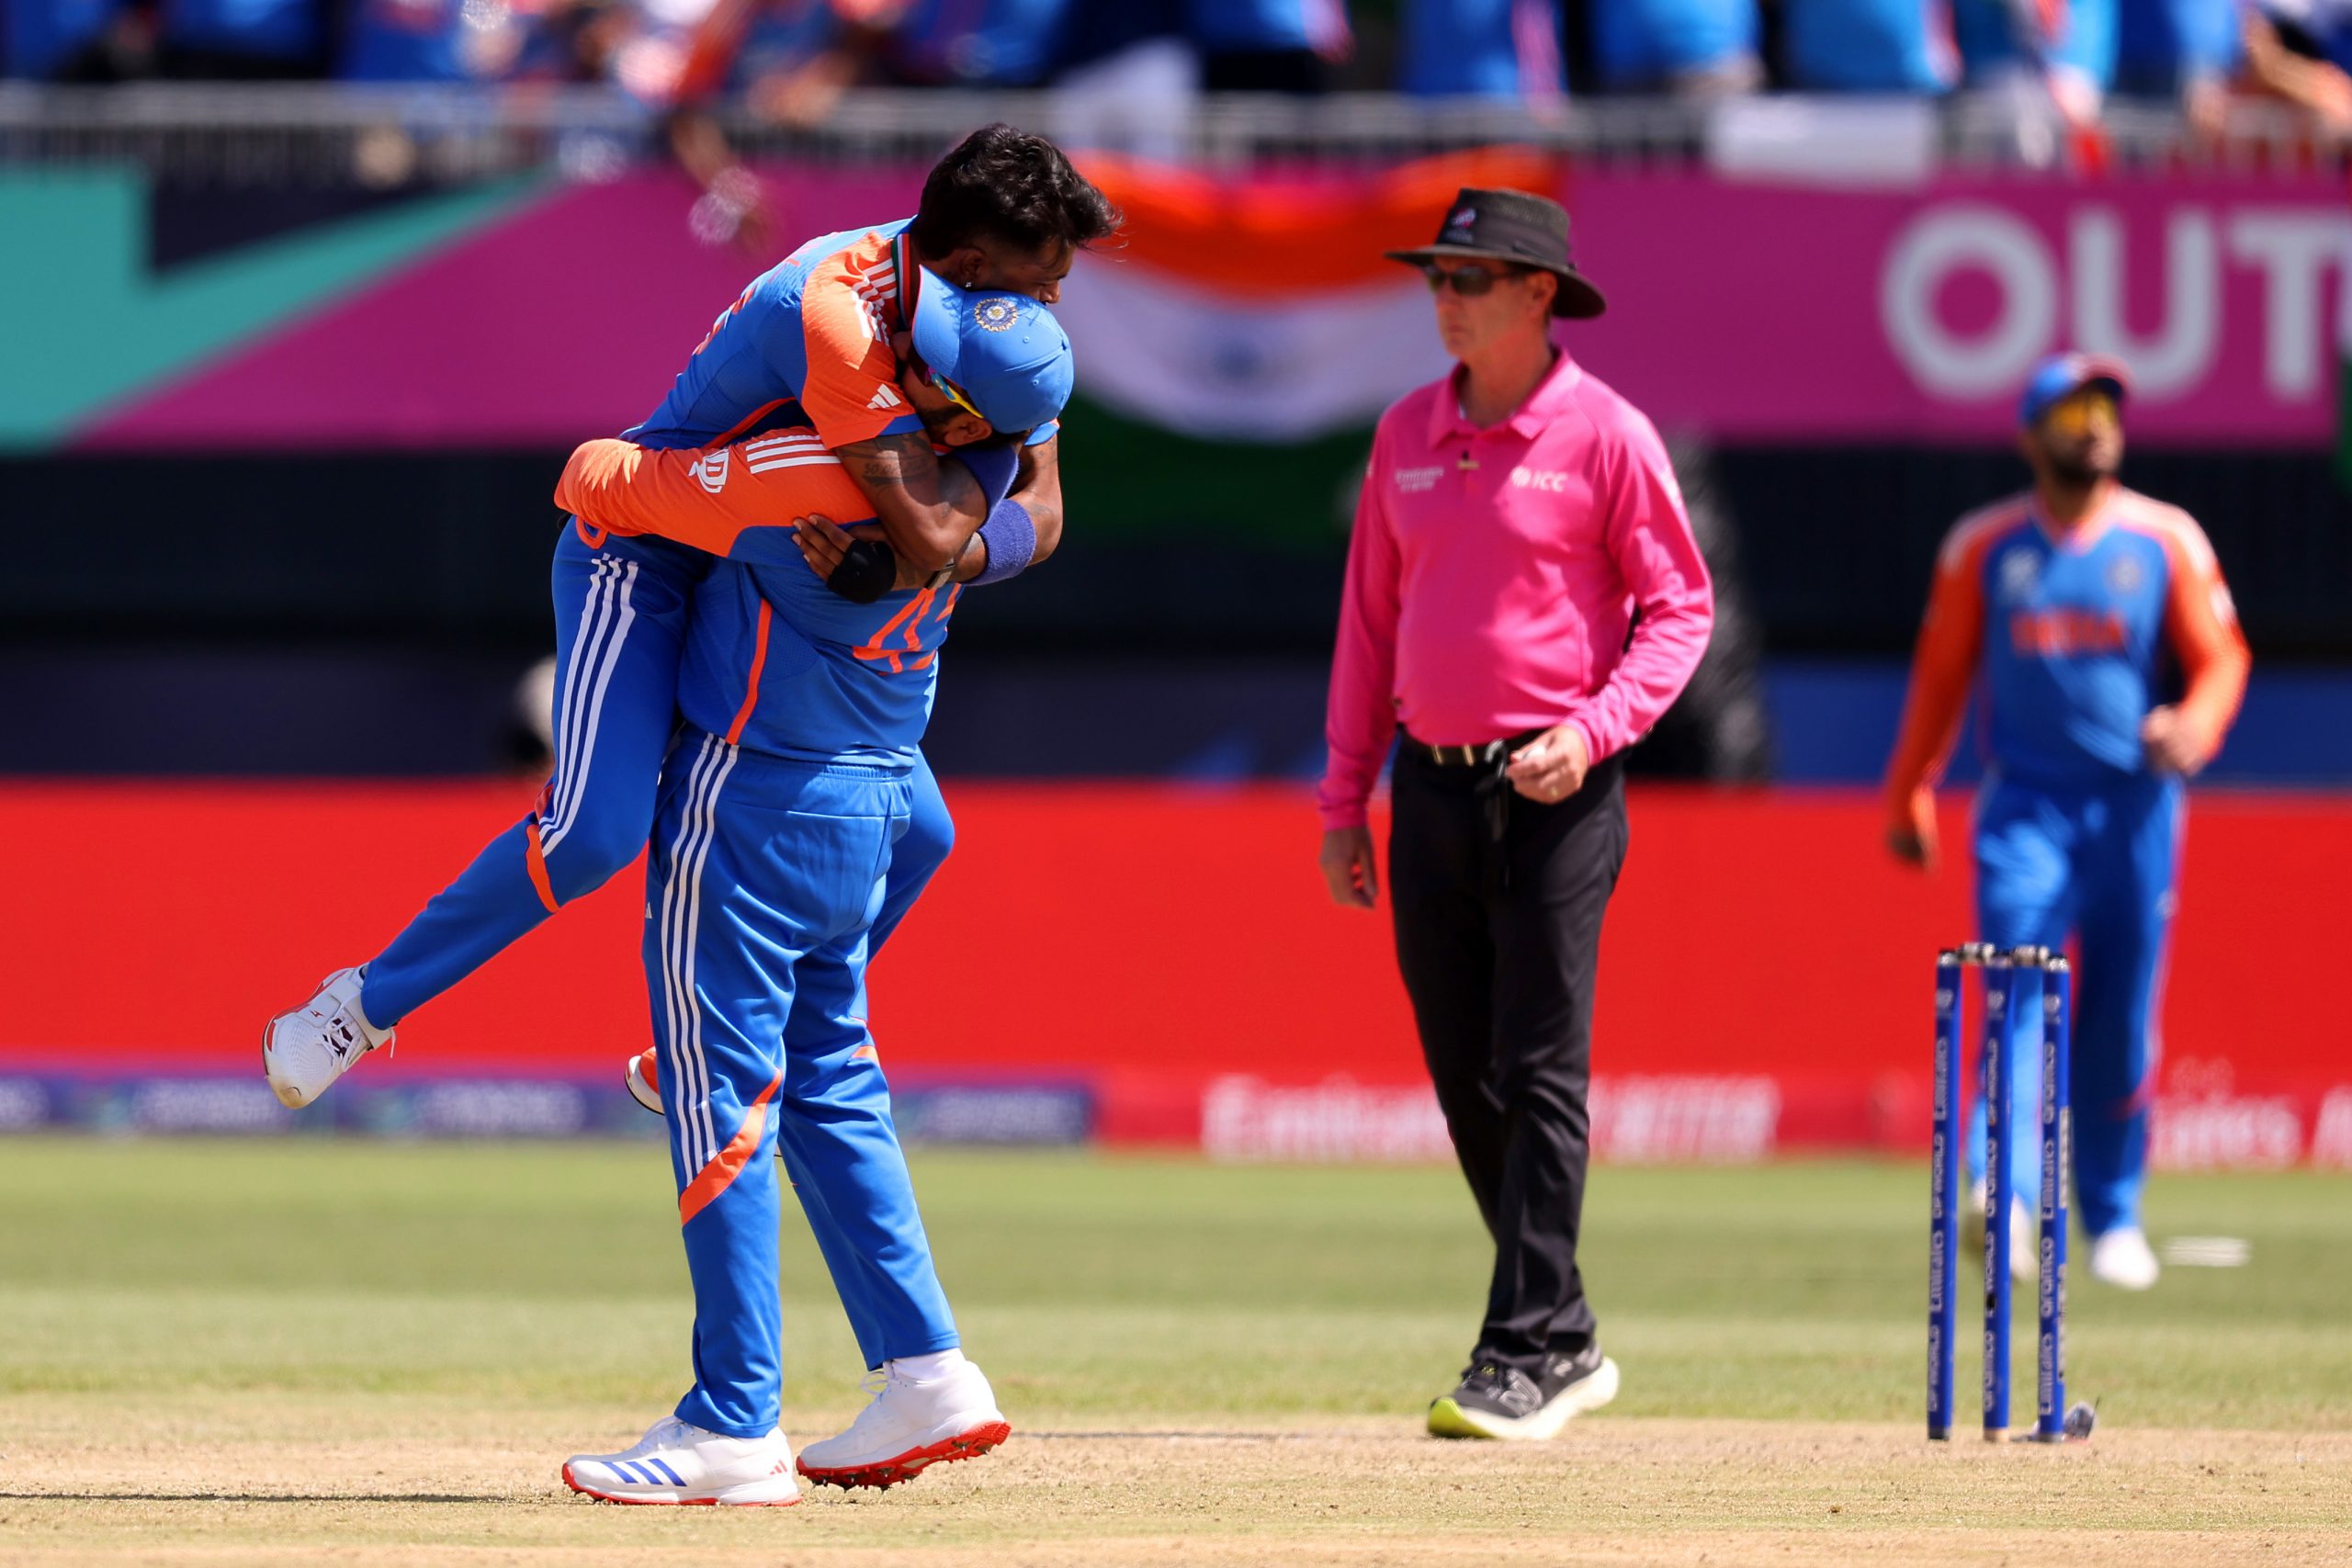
[1319,826,1378,909]
[1505,723,1589,804]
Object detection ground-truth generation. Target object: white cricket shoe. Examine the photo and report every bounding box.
[262,966,392,1109]
[797,1353,1011,1490]
[1963,1179,2039,1284]
[562,1416,800,1506]
[2089,1226,2161,1291]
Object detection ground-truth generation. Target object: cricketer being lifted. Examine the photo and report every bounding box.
[263,125,1115,1109]
[1883,352,2251,1294]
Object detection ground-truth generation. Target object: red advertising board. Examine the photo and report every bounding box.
[3,782,2346,1165]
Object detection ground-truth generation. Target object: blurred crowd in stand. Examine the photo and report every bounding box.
[8,0,2346,129]
[8,1,2345,247]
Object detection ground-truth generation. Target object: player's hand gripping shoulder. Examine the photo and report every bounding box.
[835,432,990,577]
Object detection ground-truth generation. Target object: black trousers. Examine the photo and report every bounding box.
[1387,742,1629,1373]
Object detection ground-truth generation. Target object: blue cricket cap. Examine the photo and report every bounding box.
[906,271,1073,436]
[2018,352,2130,428]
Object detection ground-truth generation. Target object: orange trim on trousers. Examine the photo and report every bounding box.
[679,1070,784,1225]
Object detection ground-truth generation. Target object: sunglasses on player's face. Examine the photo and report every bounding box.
[2042,390,2120,437]
[1422,263,1522,298]
[931,367,985,421]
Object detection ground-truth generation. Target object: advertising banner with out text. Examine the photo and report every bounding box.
[12,163,2341,453]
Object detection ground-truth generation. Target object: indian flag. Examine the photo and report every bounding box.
[1052,150,1566,550]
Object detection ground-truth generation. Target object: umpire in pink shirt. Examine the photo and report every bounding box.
[1317,187,1714,1440]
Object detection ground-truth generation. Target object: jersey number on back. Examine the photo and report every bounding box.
[854,585,958,674]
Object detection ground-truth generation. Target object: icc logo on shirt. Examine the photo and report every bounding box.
[1510,467,1567,492]
[1998,547,2041,604]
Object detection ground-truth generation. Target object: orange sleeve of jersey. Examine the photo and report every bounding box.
[2157,523,2252,757]
[1882,529,1988,822]
[796,263,915,450]
[554,436,875,558]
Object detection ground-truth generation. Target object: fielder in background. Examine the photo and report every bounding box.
[1883,352,2252,1292]
[1317,187,1714,1440]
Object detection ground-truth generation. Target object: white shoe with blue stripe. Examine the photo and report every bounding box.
[562,1416,800,1506]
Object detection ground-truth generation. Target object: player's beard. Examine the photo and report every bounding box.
[2044,451,2104,488]
[2040,434,2119,490]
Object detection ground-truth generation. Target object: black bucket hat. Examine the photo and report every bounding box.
[1384,186,1606,320]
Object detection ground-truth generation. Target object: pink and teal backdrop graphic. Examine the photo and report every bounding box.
[3,164,2343,451]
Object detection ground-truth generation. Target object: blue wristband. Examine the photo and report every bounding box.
[950,444,1021,500]
[971,498,1037,587]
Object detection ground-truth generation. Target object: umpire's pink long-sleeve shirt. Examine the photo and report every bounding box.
[1317,351,1716,830]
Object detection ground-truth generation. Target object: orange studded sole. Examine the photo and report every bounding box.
[797,1420,1012,1491]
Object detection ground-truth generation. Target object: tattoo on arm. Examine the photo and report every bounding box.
[844,432,933,491]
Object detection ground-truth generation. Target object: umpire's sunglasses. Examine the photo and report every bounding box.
[1422,262,1525,298]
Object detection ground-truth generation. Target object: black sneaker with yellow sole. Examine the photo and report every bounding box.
[1426,1344,1621,1440]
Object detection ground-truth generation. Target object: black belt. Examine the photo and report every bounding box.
[1401,728,1549,768]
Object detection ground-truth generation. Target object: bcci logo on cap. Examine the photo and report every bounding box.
[973,297,1022,333]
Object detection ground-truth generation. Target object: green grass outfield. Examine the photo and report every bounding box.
[6,1139,2348,1426]
[4,1140,2350,1564]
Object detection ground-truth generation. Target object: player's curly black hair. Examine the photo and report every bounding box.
[909,124,1122,262]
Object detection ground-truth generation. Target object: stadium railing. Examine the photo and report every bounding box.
[0,83,2340,185]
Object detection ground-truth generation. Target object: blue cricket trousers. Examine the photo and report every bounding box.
[359,521,960,1370]
[648,733,958,1438]
[1968,770,2183,1238]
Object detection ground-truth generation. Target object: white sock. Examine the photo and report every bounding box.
[888,1348,967,1381]
[351,966,390,1044]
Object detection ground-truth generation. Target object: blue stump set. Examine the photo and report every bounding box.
[1928,943,2074,1444]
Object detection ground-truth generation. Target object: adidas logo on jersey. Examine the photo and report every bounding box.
[695,450,730,494]
[867,385,904,411]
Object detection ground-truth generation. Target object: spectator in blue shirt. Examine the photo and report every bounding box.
[2113,0,2240,130]
[885,0,1073,85]
[1586,0,1759,93]
[1952,0,2120,105]
[5,0,123,77]
[1188,0,1348,90]
[1781,0,1957,90]
[1399,0,1566,98]
[159,0,324,74]
[340,0,523,80]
